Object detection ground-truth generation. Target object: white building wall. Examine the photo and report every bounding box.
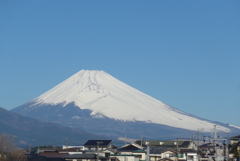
[186,153,198,161]
[62,145,84,150]
[113,156,139,161]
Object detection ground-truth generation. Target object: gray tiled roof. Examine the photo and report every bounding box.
[230,135,240,140]
[84,140,112,147]
[135,140,191,147]
[64,154,107,159]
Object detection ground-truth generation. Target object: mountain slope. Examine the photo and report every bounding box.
[12,70,239,139]
[0,107,106,147]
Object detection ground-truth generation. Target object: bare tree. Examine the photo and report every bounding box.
[0,133,27,161]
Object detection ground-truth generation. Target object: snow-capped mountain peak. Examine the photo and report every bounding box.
[21,70,230,132]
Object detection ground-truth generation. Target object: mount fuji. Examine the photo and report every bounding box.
[12,70,239,140]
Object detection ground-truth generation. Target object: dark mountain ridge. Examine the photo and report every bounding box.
[0,107,107,147]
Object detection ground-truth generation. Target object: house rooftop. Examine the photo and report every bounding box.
[83,140,112,148]
[230,135,240,140]
[135,140,192,148]
[64,154,107,159]
[150,147,177,154]
[39,151,69,158]
[118,144,143,152]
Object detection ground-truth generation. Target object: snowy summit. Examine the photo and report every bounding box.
[22,70,229,133]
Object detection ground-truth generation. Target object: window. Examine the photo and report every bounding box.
[105,153,110,157]
[166,153,175,158]
[187,156,194,161]
[178,153,183,158]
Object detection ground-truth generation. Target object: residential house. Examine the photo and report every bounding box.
[150,148,176,161]
[83,140,117,158]
[83,140,114,151]
[29,150,68,161]
[198,141,231,161]
[116,142,146,161]
[109,154,140,161]
[198,143,215,156]
[136,140,198,161]
[178,149,198,161]
[115,140,198,161]
[229,135,240,161]
[230,135,240,145]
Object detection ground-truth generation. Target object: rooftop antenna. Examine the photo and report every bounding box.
[197,128,200,151]
[66,138,68,153]
[124,134,126,145]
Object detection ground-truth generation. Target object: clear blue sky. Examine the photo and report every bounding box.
[1,1,240,127]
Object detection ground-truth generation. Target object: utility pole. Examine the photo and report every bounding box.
[197,128,200,150]
[174,139,179,161]
[97,141,99,161]
[66,138,68,153]
[203,125,229,161]
[97,141,103,161]
[124,134,126,145]
[197,128,201,161]
[145,141,150,161]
